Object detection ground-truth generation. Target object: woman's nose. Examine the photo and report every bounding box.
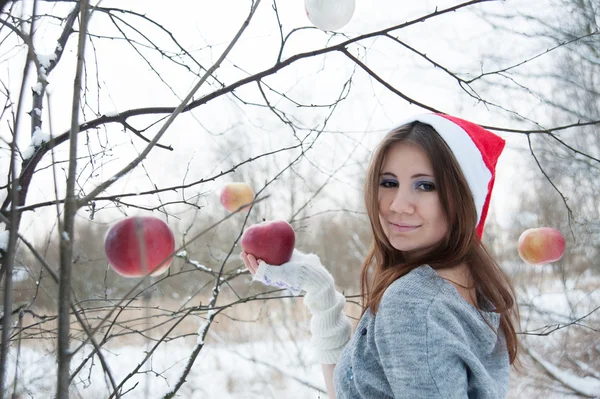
[389,188,415,214]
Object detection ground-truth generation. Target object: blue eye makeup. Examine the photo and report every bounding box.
[415,181,436,191]
[378,176,436,191]
[379,178,398,188]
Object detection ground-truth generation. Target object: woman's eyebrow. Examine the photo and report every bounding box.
[379,172,433,178]
[411,173,434,178]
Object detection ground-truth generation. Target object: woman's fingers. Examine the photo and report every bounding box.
[247,253,259,274]
[240,252,252,274]
[240,251,259,275]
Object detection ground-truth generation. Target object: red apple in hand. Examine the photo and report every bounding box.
[518,227,565,265]
[104,216,175,277]
[241,220,295,265]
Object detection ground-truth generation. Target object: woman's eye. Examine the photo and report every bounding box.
[416,181,436,191]
[379,180,398,188]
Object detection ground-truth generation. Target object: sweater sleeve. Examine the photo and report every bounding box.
[374,285,470,399]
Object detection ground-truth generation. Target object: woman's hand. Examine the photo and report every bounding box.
[240,249,324,295]
[239,248,352,364]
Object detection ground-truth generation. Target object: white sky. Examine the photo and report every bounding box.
[0,0,562,243]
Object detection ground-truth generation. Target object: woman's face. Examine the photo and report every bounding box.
[377,142,448,258]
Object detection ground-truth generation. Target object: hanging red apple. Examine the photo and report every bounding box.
[104,216,175,277]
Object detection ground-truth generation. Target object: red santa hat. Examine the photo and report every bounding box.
[396,113,505,238]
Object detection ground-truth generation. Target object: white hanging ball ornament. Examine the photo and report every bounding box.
[305,0,356,31]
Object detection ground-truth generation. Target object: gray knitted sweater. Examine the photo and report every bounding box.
[333,265,510,398]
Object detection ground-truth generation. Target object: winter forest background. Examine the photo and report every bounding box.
[0,0,599,398]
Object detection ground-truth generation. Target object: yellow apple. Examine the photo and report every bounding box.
[219,182,255,212]
[518,227,565,265]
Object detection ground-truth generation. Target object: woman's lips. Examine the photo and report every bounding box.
[390,222,420,233]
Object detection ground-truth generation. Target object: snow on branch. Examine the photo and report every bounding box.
[21,127,51,160]
[528,347,600,398]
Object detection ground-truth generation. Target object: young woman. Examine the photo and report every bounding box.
[241,113,520,398]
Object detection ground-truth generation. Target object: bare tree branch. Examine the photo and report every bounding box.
[0,0,38,395]
[56,1,90,397]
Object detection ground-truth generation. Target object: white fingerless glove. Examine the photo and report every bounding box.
[253,249,352,364]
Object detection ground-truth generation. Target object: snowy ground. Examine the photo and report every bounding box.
[5,270,600,398]
[8,338,326,398]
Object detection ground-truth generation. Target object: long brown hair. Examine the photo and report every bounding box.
[360,121,520,365]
